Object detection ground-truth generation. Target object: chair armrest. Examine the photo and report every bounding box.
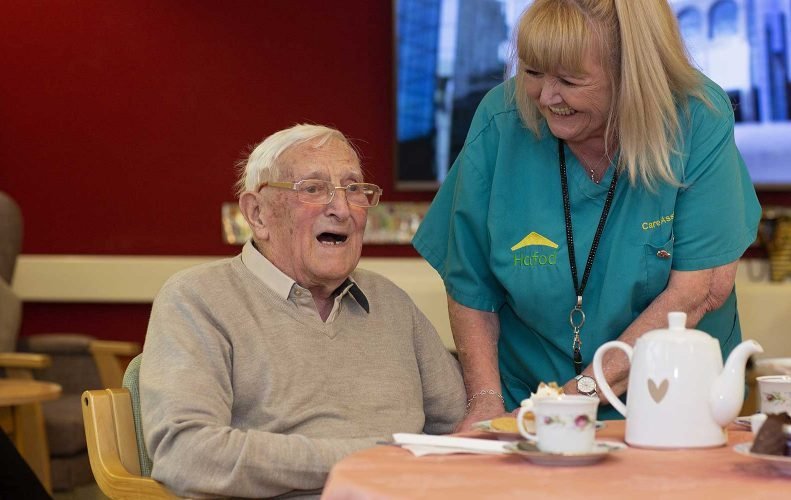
[82,389,180,499]
[89,341,141,357]
[89,341,142,389]
[0,352,51,379]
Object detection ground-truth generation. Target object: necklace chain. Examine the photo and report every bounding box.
[587,152,610,184]
[559,138,619,375]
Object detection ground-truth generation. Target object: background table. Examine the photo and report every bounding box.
[0,378,62,493]
[323,420,790,499]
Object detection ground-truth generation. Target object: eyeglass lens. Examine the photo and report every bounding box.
[297,180,380,207]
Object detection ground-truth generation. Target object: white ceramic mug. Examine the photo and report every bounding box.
[516,395,599,454]
[757,375,791,414]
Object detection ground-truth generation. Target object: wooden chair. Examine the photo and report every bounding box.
[0,352,57,493]
[1,190,144,491]
[82,388,178,499]
[19,333,141,491]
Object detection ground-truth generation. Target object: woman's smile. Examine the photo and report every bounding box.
[548,105,575,116]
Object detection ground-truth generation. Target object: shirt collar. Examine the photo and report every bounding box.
[240,240,369,313]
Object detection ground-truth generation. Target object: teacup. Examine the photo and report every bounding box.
[757,375,791,415]
[516,395,599,454]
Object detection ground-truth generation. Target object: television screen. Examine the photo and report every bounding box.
[395,0,791,189]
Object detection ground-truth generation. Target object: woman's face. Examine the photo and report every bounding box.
[523,46,612,147]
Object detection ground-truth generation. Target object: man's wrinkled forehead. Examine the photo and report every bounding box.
[279,138,361,179]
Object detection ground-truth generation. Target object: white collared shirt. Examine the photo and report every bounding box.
[240,241,366,322]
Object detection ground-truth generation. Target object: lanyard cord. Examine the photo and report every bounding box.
[558,138,619,374]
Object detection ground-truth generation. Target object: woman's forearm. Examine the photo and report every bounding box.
[570,260,740,397]
[447,295,506,429]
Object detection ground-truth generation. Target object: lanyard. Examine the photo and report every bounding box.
[558,139,619,375]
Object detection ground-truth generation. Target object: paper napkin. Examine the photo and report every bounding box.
[391,433,509,457]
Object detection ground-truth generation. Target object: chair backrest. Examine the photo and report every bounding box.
[0,191,22,353]
[122,353,153,476]
[0,277,21,353]
[81,388,177,499]
[0,190,22,285]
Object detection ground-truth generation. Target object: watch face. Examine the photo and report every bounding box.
[577,376,597,394]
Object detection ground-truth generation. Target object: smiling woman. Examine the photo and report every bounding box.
[412,0,761,432]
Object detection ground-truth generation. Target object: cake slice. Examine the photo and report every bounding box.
[750,412,791,456]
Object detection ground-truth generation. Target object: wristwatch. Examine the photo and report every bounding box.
[575,374,598,397]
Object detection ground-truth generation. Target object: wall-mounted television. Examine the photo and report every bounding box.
[395,0,791,190]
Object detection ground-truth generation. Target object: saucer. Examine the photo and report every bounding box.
[505,440,626,466]
[733,442,791,475]
[473,418,605,441]
[734,416,754,429]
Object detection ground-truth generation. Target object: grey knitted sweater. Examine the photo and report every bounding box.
[140,255,465,498]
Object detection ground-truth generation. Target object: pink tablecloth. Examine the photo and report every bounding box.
[322,420,790,499]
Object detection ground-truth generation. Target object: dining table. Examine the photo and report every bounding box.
[322,420,790,499]
[0,378,62,493]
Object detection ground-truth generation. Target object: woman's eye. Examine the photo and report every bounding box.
[525,69,542,77]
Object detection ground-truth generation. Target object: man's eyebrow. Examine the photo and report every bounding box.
[294,169,325,180]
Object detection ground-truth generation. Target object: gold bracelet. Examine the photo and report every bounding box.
[465,389,504,413]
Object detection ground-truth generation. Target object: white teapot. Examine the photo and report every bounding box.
[593,312,762,448]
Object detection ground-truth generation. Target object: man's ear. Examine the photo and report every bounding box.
[239,192,269,241]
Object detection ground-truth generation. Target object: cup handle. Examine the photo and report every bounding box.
[516,401,538,441]
[592,340,632,417]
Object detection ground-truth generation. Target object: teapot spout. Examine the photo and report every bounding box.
[709,340,763,427]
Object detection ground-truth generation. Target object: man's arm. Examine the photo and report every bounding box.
[411,304,466,434]
[564,260,740,397]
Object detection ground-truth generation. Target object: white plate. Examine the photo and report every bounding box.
[733,442,791,475]
[473,418,606,441]
[505,440,626,466]
[734,416,754,429]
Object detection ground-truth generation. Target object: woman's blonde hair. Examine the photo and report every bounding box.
[512,0,708,189]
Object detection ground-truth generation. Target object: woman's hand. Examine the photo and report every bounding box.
[579,260,739,398]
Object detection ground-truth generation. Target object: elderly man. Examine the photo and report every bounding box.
[140,124,465,498]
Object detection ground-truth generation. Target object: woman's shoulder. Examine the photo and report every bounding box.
[478,80,516,111]
[465,79,524,145]
[686,72,735,120]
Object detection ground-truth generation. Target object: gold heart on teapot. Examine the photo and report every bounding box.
[648,379,669,403]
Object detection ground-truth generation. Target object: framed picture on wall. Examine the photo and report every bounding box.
[394,0,791,190]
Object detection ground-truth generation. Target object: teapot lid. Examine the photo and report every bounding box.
[642,311,713,342]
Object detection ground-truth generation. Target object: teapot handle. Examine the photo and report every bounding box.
[592,341,632,417]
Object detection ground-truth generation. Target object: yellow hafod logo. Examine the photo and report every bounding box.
[510,232,559,251]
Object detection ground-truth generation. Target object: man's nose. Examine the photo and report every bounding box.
[326,187,351,218]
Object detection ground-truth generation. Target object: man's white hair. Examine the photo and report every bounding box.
[235,124,354,196]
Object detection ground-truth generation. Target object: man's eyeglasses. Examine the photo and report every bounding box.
[258,179,383,207]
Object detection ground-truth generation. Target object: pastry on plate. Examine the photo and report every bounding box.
[490,416,518,433]
[520,382,564,433]
[751,412,791,456]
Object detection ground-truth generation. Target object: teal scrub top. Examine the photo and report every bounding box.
[413,77,761,419]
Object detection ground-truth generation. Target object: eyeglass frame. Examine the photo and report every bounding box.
[256,179,383,207]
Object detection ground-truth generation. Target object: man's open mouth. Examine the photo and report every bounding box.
[317,232,348,245]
